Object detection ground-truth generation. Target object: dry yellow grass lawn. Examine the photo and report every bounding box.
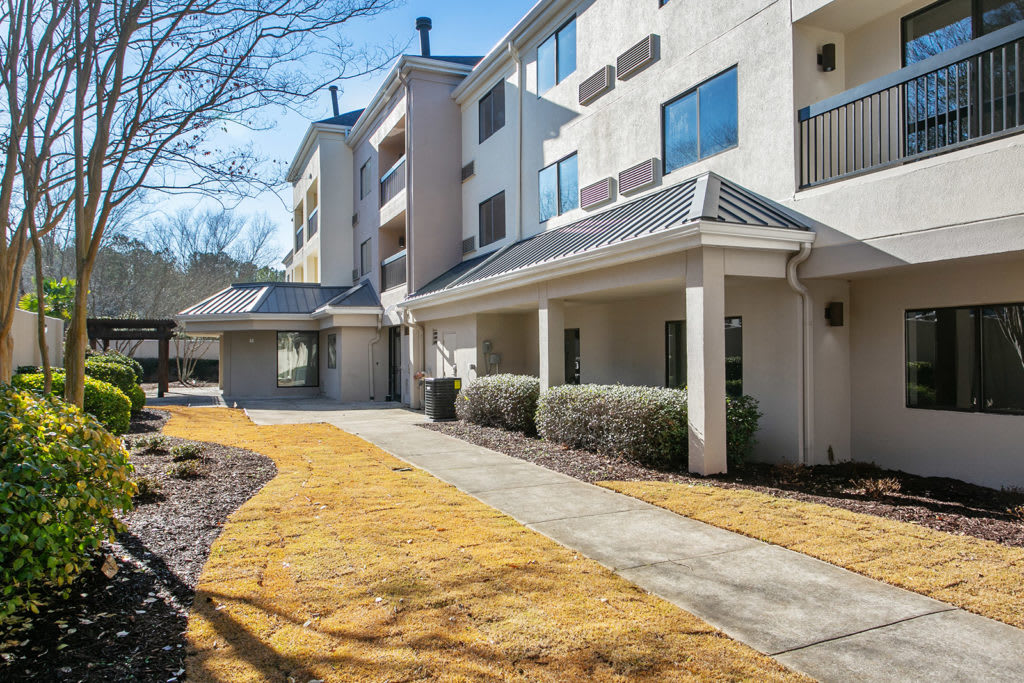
[162,407,802,682]
[600,481,1024,630]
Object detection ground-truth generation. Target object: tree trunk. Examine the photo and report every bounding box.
[63,271,90,407]
[32,240,52,393]
[0,325,12,384]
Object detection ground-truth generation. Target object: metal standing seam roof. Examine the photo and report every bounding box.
[179,282,380,317]
[410,172,813,299]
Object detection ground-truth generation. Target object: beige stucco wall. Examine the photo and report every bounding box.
[12,308,64,370]
[221,331,320,399]
[849,257,1024,488]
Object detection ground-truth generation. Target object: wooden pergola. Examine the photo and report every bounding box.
[87,318,177,398]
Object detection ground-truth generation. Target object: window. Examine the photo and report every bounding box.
[665,317,743,397]
[663,67,739,175]
[327,333,337,369]
[479,191,506,247]
[360,239,371,276]
[538,153,578,222]
[479,81,506,143]
[906,303,1024,413]
[902,0,1024,66]
[277,332,319,388]
[359,161,371,199]
[537,17,577,95]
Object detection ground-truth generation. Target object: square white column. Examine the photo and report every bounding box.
[686,247,728,475]
[538,295,565,392]
[407,323,425,410]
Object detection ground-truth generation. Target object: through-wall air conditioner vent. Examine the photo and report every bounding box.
[619,158,658,195]
[617,35,658,80]
[351,268,359,282]
[461,161,475,182]
[580,178,614,209]
[579,65,613,105]
[352,213,359,227]
[462,236,476,254]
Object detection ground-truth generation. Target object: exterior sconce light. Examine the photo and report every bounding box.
[818,43,836,72]
[825,302,844,327]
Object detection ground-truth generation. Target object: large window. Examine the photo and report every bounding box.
[666,317,743,397]
[479,81,506,143]
[537,17,577,95]
[538,153,578,222]
[663,67,739,175]
[479,191,506,247]
[360,239,371,276]
[902,0,1024,65]
[906,304,1024,414]
[277,332,319,388]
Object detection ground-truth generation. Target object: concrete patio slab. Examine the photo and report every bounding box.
[530,508,761,570]
[618,544,952,655]
[473,482,655,525]
[775,608,1024,682]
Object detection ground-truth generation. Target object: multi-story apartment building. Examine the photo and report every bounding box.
[181,0,1024,488]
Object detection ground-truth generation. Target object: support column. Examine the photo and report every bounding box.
[538,294,565,392]
[686,247,727,475]
[158,337,169,399]
[407,323,425,410]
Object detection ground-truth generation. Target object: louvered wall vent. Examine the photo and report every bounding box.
[462,236,476,254]
[617,35,658,80]
[461,161,475,182]
[619,158,659,194]
[580,178,614,210]
[352,213,359,227]
[578,65,613,105]
[351,268,359,282]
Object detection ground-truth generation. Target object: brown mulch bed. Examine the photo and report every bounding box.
[424,421,1024,548]
[0,409,276,682]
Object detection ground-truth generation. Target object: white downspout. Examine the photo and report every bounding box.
[509,43,524,242]
[786,243,814,466]
[402,308,426,409]
[368,313,382,401]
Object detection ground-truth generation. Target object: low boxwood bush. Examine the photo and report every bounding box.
[456,374,541,434]
[11,372,131,436]
[537,385,763,469]
[85,357,144,413]
[90,351,145,384]
[166,459,207,479]
[171,443,202,461]
[0,386,135,622]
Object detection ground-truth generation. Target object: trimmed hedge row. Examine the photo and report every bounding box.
[11,372,131,436]
[455,374,540,434]
[0,386,135,622]
[84,357,145,412]
[458,375,763,469]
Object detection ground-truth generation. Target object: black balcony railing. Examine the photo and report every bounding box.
[379,156,406,207]
[799,21,1024,188]
[307,207,318,237]
[380,250,407,291]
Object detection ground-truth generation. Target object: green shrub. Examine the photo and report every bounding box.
[85,357,144,412]
[536,385,763,470]
[170,443,202,461]
[537,385,689,467]
[455,374,541,434]
[11,372,131,436]
[0,386,135,622]
[166,459,207,479]
[133,476,163,501]
[132,434,168,453]
[91,352,144,384]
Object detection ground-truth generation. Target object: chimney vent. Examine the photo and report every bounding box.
[328,85,339,116]
[416,17,432,57]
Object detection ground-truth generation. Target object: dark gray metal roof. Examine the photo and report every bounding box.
[316,108,365,127]
[180,282,380,317]
[409,172,812,300]
[422,55,483,67]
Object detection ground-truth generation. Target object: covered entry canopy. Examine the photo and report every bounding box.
[87,318,177,397]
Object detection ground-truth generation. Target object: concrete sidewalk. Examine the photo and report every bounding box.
[238,400,1024,682]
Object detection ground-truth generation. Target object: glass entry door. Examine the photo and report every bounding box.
[564,329,581,385]
[387,327,402,402]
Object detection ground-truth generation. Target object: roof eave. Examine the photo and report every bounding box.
[285,122,353,183]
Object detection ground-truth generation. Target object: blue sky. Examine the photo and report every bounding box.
[152,0,537,262]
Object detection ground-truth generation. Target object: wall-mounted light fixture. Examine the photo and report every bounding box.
[818,43,836,72]
[825,301,844,327]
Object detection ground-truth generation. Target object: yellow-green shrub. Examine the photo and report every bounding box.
[0,386,135,622]
[85,356,145,412]
[11,372,131,435]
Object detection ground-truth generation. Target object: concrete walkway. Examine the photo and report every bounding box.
[236,399,1024,682]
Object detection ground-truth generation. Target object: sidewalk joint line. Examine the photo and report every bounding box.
[768,608,960,656]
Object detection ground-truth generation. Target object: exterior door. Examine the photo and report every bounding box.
[564,328,581,385]
[388,327,402,402]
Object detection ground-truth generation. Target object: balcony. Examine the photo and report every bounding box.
[799,22,1023,189]
[379,156,406,208]
[307,207,318,237]
[294,225,303,252]
[380,250,407,291]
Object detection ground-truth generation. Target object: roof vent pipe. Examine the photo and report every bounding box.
[416,17,432,57]
[328,85,340,116]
